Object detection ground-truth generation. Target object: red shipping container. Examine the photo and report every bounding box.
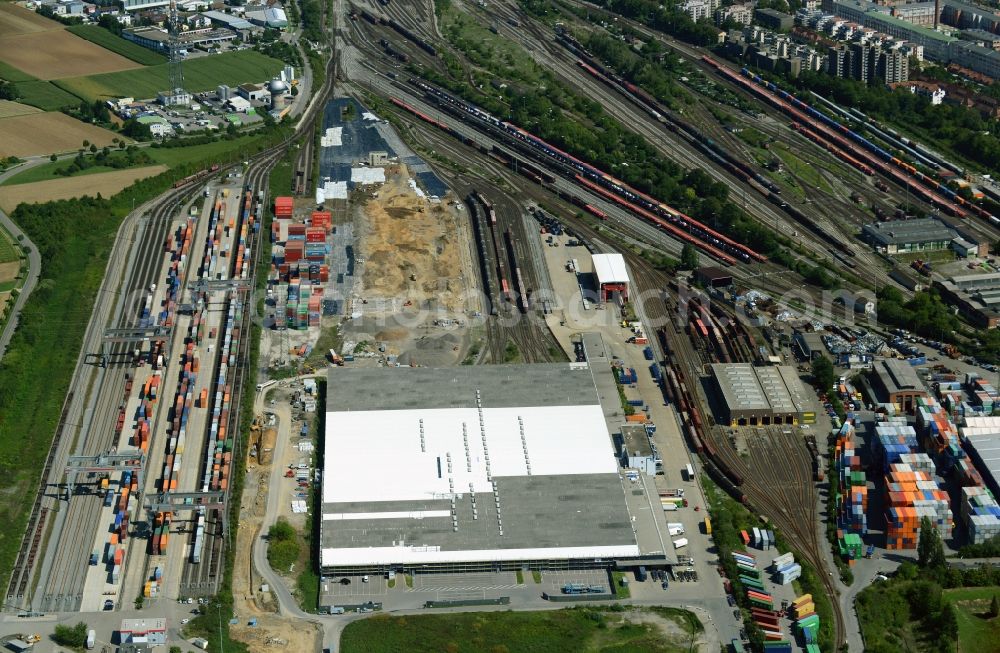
[306,227,325,242]
[274,196,294,218]
[311,210,331,227]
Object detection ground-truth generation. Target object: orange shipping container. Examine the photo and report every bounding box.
[110,533,119,545]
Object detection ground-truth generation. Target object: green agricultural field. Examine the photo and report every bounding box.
[54,50,285,102]
[2,135,262,186]
[946,587,1000,653]
[14,80,79,110]
[66,26,166,66]
[340,607,704,653]
[0,227,20,263]
[0,60,36,83]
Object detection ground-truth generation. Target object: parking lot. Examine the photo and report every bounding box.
[408,571,519,593]
[539,569,613,596]
[320,574,387,600]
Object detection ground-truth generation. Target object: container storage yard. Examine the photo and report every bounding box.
[12,171,268,613]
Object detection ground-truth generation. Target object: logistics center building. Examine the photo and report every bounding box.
[319,364,641,575]
[711,363,815,426]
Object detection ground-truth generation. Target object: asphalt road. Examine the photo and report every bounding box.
[0,159,46,361]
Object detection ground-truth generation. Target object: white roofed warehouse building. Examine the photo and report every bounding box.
[591,252,629,302]
[319,364,642,575]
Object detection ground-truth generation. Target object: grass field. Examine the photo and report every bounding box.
[0,228,20,264]
[339,607,704,653]
[0,166,167,212]
[56,50,285,102]
[0,59,36,83]
[0,112,120,158]
[67,26,166,66]
[13,80,80,111]
[0,100,40,118]
[0,29,140,80]
[3,135,263,186]
[946,587,1000,653]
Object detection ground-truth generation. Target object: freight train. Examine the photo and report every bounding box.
[355,6,437,56]
[559,39,869,263]
[504,228,530,313]
[172,163,221,189]
[390,91,759,265]
[407,77,767,264]
[703,56,999,225]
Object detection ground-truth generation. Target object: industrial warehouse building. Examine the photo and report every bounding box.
[872,358,928,411]
[614,424,661,476]
[711,364,814,426]
[591,253,629,302]
[861,218,959,254]
[319,364,643,575]
[934,273,1000,329]
[959,417,1000,497]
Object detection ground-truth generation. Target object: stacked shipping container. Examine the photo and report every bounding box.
[884,462,953,549]
[268,199,329,330]
[915,396,967,475]
[835,421,868,537]
[960,486,1000,543]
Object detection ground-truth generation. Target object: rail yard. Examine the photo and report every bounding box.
[4,0,1000,651]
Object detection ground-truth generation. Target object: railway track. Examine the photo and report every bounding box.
[8,0,340,610]
[13,180,199,611]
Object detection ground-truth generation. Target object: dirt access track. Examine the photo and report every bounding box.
[0,165,166,212]
[0,4,140,79]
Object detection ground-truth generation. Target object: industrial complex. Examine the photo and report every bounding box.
[319,364,651,574]
[9,0,1000,651]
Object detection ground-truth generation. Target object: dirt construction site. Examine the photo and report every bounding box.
[343,164,478,366]
[229,385,322,653]
[261,163,480,370]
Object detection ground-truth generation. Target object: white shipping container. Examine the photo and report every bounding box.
[672,538,688,549]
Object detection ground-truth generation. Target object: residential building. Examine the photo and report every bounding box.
[950,39,1000,79]
[888,80,946,104]
[891,1,938,27]
[828,41,909,82]
[716,2,754,26]
[682,0,720,21]
[959,28,1000,49]
[756,7,795,30]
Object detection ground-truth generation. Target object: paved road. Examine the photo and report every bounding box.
[0,158,49,361]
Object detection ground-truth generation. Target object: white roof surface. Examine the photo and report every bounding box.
[320,126,342,147]
[322,404,618,505]
[320,544,639,567]
[351,166,385,185]
[592,253,629,285]
[321,180,347,200]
